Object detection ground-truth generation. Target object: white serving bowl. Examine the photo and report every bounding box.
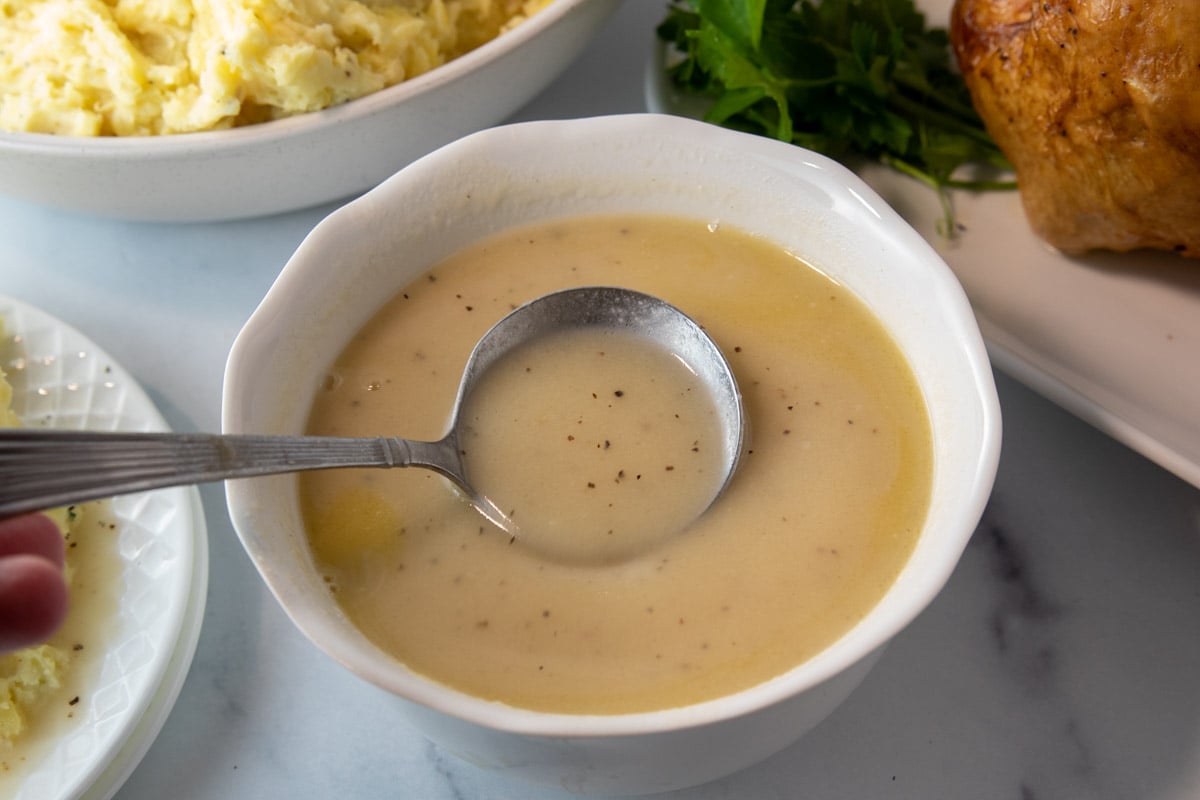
[0,0,620,223]
[222,113,1001,795]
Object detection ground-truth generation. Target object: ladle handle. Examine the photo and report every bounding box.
[0,429,450,518]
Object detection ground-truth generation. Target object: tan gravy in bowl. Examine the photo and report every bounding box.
[461,325,731,564]
[300,214,932,715]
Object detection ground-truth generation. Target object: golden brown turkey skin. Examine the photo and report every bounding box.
[951,0,1200,257]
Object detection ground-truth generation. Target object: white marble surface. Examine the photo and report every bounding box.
[2,2,1199,798]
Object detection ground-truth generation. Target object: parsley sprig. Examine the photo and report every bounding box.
[657,0,1015,233]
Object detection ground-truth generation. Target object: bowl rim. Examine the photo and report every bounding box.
[0,0,597,155]
[223,112,1002,738]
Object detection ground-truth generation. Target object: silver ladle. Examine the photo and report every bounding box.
[0,287,745,534]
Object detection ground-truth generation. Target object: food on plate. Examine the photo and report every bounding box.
[656,0,1013,232]
[0,322,117,784]
[951,0,1200,257]
[299,213,933,714]
[0,0,551,136]
[0,371,15,431]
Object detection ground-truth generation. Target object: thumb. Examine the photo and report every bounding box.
[0,554,69,653]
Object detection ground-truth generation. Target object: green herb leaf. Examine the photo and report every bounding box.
[657,0,1015,234]
[696,0,768,50]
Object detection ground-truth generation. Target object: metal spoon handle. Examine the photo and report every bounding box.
[0,429,458,518]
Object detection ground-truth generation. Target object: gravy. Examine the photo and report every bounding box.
[301,214,932,714]
[461,326,728,563]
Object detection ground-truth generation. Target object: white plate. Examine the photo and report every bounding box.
[644,2,1200,490]
[0,294,209,800]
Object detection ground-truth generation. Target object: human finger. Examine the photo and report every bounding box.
[0,554,70,652]
[0,513,66,569]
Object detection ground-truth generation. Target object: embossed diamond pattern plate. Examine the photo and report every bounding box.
[0,295,204,800]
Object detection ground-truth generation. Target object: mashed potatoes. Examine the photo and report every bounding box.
[0,352,17,429]
[0,0,551,136]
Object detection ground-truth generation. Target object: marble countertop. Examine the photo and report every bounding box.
[2,2,1199,798]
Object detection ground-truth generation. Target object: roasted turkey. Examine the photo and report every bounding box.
[950,0,1200,258]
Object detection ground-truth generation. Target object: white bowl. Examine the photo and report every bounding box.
[222,113,1001,795]
[0,0,620,223]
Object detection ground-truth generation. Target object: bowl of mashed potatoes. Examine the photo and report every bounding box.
[222,113,1001,795]
[0,0,621,222]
